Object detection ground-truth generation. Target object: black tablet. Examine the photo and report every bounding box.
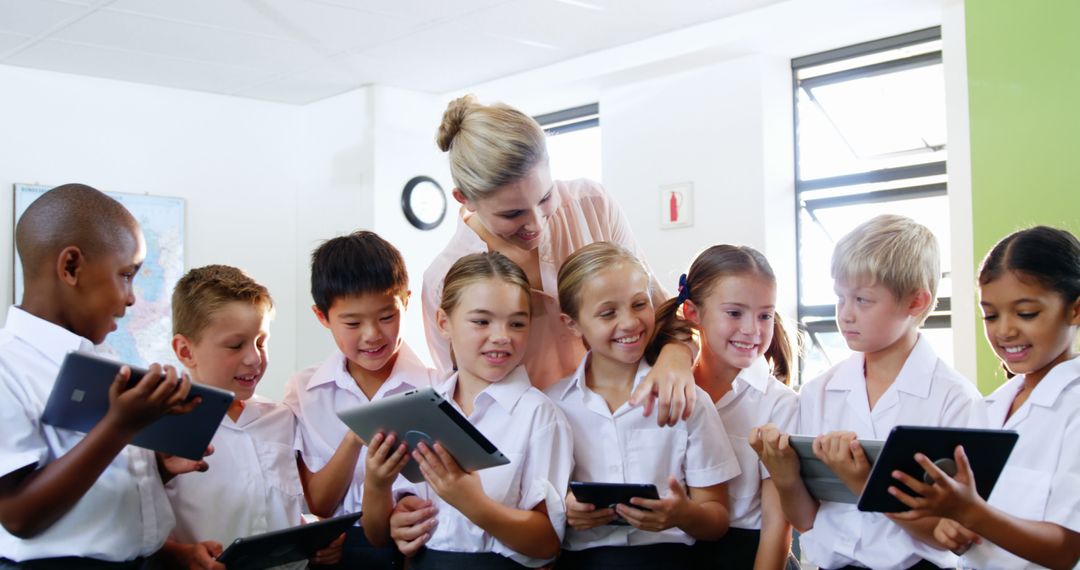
[336,387,510,483]
[42,351,234,460]
[857,426,1018,513]
[789,435,884,504]
[570,482,660,525]
[217,512,361,569]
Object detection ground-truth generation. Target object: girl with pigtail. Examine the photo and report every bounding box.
[653,245,801,569]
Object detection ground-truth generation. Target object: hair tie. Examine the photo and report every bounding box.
[676,273,691,305]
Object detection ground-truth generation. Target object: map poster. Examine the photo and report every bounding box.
[13,183,185,368]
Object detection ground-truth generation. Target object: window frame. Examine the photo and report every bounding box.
[793,27,951,380]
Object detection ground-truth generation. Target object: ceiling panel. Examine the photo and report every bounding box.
[8,38,268,94]
[256,0,420,53]
[0,0,90,36]
[232,60,369,103]
[53,9,325,72]
[310,0,512,25]
[354,25,562,93]
[0,31,33,55]
[104,0,293,39]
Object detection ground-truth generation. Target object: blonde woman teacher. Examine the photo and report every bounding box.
[421,94,696,424]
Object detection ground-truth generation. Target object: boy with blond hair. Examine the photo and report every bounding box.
[161,264,343,567]
[753,214,985,570]
[284,231,441,568]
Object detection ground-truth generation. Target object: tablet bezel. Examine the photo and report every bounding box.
[42,351,234,460]
[217,512,361,569]
[856,426,1019,513]
[336,387,511,483]
[789,434,884,504]
[569,481,660,526]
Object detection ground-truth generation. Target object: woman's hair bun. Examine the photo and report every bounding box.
[436,94,477,152]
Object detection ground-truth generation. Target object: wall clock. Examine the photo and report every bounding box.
[401,175,447,231]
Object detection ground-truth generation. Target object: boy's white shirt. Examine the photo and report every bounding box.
[410,365,573,568]
[0,307,175,562]
[165,394,305,561]
[796,335,985,570]
[713,356,799,530]
[282,341,440,516]
[960,355,1080,570]
[546,354,741,550]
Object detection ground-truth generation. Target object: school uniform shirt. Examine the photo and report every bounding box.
[546,355,741,550]
[714,357,799,530]
[166,395,305,552]
[421,178,668,390]
[410,365,573,568]
[796,335,985,570]
[282,342,440,517]
[0,307,175,562]
[960,355,1080,570]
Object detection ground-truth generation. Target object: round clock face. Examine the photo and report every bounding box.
[402,176,447,230]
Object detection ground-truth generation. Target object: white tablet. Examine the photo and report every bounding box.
[789,434,884,504]
[42,351,234,460]
[336,387,511,483]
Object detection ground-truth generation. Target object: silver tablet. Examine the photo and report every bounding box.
[336,387,511,483]
[42,351,234,460]
[789,434,885,504]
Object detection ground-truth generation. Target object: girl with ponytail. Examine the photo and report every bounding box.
[650,245,800,569]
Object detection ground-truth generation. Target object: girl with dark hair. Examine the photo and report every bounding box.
[888,226,1080,570]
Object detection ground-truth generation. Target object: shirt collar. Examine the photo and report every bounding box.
[734,357,772,394]
[824,335,935,398]
[306,342,429,394]
[438,364,533,414]
[4,306,94,365]
[890,335,936,398]
[986,355,1080,409]
[554,353,651,401]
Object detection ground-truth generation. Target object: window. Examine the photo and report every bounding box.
[794,28,952,381]
[535,103,601,183]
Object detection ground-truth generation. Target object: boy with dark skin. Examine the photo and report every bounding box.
[0,184,204,566]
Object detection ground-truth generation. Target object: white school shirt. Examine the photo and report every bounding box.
[0,307,175,562]
[546,355,741,550]
[166,395,306,551]
[282,342,440,516]
[960,355,1080,570]
[796,335,985,570]
[411,365,573,568]
[714,357,799,530]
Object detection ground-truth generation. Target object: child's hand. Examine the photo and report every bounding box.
[932,517,982,555]
[390,495,438,557]
[310,532,346,566]
[566,490,615,530]
[887,445,984,526]
[615,477,690,532]
[157,445,214,484]
[413,442,483,510]
[631,343,695,426]
[750,424,800,487]
[165,540,224,570]
[105,364,196,434]
[813,431,871,495]
[364,432,409,490]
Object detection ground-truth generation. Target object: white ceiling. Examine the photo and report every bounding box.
[0,0,787,104]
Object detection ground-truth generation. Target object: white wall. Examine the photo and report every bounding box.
[600,54,796,322]
[0,64,303,398]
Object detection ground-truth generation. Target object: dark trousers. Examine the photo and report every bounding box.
[693,527,801,569]
[314,526,403,569]
[409,549,526,570]
[0,558,145,570]
[830,561,948,570]
[556,543,694,570]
